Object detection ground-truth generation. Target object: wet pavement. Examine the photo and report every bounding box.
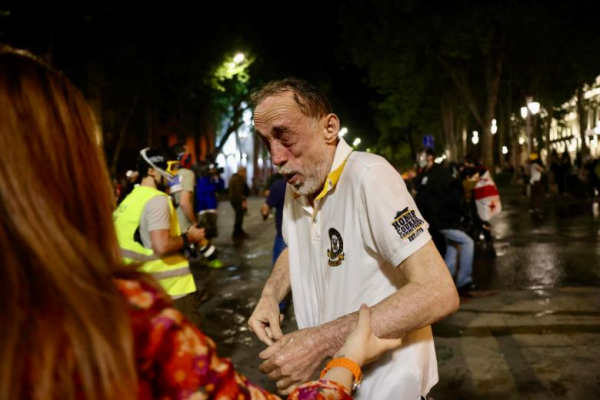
[192,186,600,398]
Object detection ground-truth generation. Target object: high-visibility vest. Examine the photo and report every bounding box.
[113,186,196,298]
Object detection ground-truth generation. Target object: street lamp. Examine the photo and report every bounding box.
[491,118,498,135]
[233,53,245,64]
[527,102,540,115]
[520,107,528,119]
[472,131,479,144]
[521,98,540,157]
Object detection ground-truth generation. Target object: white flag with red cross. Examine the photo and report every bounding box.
[474,171,502,221]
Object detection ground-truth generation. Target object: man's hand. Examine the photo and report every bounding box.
[335,304,402,367]
[258,327,328,395]
[186,225,205,243]
[248,293,283,346]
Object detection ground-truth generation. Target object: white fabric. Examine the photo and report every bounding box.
[282,138,438,400]
[530,164,542,184]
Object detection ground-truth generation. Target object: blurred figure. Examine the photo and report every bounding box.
[529,153,546,210]
[261,178,287,266]
[460,155,497,256]
[560,150,572,194]
[0,46,398,400]
[168,143,197,232]
[229,166,250,239]
[114,147,206,326]
[415,149,475,294]
[583,154,600,199]
[195,162,225,239]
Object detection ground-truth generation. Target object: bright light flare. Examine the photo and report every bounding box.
[233,53,245,64]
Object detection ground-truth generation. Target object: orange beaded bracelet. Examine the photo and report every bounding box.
[320,357,363,391]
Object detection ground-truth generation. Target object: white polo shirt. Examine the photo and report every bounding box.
[282,138,438,400]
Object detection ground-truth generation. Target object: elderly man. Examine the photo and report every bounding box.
[248,78,458,399]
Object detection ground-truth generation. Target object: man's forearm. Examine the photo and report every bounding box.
[152,235,184,256]
[180,191,197,224]
[313,241,459,357]
[261,247,291,302]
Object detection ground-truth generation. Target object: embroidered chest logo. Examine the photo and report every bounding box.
[327,228,345,267]
[392,207,425,242]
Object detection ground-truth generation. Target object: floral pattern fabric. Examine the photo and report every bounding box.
[116,279,352,400]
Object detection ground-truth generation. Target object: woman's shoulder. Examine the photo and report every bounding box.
[115,277,172,312]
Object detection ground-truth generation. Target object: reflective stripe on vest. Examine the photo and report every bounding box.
[120,249,192,279]
[114,186,196,297]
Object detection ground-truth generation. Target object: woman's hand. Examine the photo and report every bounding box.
[335,304,403,367]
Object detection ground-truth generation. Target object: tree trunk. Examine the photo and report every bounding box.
[212,100,244,159]
[441,92,460,161]
[110,94,139,175]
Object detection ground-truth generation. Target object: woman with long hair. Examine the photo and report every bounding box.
[0,47,400,399]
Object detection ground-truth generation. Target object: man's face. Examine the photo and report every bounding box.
[149,168,168,192]
[254,92,332,197]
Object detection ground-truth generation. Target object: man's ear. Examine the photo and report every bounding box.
[322,113,340,144]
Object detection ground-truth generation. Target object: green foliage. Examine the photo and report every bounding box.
[209,54,254,92]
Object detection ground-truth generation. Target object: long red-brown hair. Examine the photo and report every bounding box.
[0,47,138,399]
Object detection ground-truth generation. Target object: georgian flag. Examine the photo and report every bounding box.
[474,171,502,221]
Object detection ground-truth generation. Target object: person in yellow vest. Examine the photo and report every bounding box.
[114,147,205,326]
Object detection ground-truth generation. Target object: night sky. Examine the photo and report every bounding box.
[1,1,377,145]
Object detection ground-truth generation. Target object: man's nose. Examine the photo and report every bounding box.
[270,143,287,166]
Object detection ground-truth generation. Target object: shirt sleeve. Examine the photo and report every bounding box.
[144,196,171,231]
[359,162,431,267]
[179,169,195,192]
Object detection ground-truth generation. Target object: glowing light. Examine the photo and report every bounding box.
[339,127,348,137]
[519,137,525,145]
[520,107,528,119]
[594,126,600,134]
[366,148,371,153]
[527,101,540,115]
[491,125,498,134]
[233,53,245,64]
[435,157,444,164]
[584,87,600,100]
[502,146,508,154]
[472,136,479,144]
[492,119,497,126]
[352,138,361,146]
[473,131,479,137]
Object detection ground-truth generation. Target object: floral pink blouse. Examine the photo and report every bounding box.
[117,278,353,400]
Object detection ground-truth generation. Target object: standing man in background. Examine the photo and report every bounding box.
[229,166,250,239]
[169,143,197,232]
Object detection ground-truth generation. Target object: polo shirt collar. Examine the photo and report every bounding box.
[313,138,353,201]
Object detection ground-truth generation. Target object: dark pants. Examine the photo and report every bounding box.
[231,200,245,234]
[172,291,203,327]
